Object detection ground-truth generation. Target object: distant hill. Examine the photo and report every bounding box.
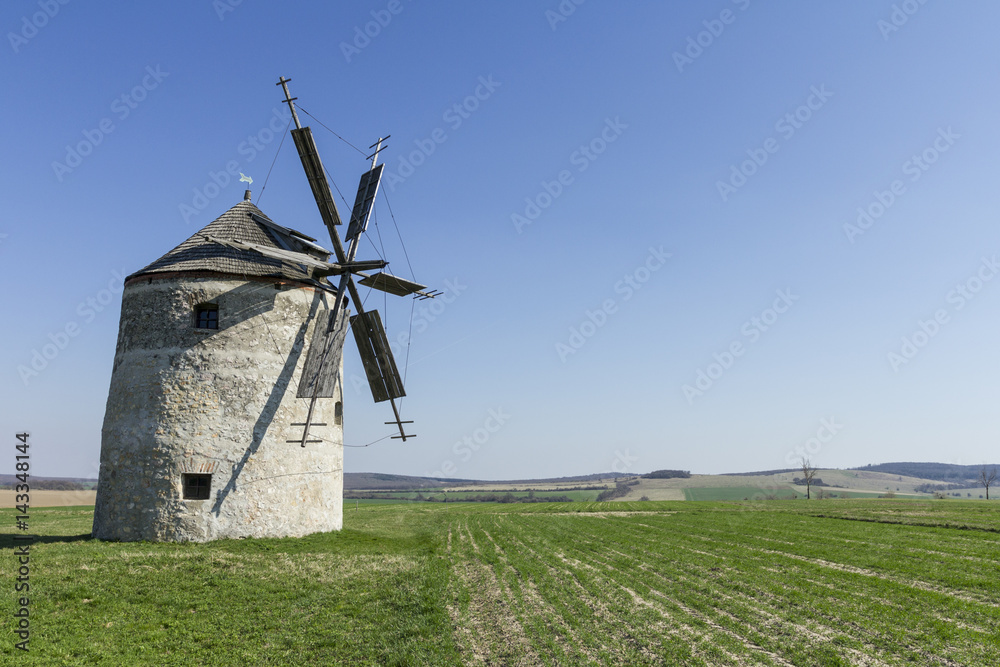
[345,471,625,491]
[851,462,997,484]
[344,473,476,491]
[724,468,798,477]
[0,475,97,488]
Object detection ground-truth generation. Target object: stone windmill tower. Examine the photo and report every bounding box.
[93,77,435,542]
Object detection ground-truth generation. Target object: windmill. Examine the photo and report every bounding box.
[206,76,438,447]
[91,76,436,542]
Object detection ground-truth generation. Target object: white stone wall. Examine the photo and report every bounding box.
[93,276,344,542]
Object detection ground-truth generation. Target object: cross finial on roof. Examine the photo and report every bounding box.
[276,76,303,130]
[367,136,390,168]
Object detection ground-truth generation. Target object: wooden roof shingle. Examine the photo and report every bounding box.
[129,200,330,286]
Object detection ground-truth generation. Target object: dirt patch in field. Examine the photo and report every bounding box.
[547,511,676,517]
[0,490,95,506]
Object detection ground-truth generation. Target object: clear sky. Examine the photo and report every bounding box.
[3,1,1000,480]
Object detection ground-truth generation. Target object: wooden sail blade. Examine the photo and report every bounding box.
[297,307,351,399]
[311,260,389,278]
[291,127,343,232]
[350,310,405,403]
[345,164,384,242]
[357,272,428,297]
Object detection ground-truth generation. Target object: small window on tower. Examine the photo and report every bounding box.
[182,473,212,500]
[335,401,343,426]
[195,304,219,330]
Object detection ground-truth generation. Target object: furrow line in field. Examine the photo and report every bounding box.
[551,520,823,665]
[477,519,598,665]
[500,516,737,665]
[563,518,913,665]
[447,519,542,666]
[631,520,994,663]
[761,549,1000,608]
[591,514,995,658]
[661,515,1000,603]
[500,518,702,664]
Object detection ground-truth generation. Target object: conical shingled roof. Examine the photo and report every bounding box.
[130,200,328,285]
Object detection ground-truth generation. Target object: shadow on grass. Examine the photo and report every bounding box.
[0,533,93,549]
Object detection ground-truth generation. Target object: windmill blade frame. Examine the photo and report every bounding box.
[276,76,422,443]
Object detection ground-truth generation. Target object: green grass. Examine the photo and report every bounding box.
[3,499,1000,664]
[0,505,459,666]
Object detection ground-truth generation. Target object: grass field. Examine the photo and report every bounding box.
[363,489,605,502]
[3,499,999,665]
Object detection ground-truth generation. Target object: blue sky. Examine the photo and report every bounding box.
[3,1,1000,480]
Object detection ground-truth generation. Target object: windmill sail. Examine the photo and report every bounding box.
[276,77,424,443]
[358,272,429,297]
[291,127,343,232]
[350,310,405,403]
[297,307,351,399]
[346,164,383,242]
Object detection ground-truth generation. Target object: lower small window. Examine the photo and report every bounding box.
[195,304,219,329]
[182,473,212,500]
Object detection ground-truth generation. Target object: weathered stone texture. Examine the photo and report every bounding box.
[93,276,344,542]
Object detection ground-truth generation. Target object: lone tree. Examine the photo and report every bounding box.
[979,466,997,500]
[801,457,818,500]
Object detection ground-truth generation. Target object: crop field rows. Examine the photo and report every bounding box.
[444,503,1000,665]
[1,500,998,665]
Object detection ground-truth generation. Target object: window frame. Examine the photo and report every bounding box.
[194,303,219,330]
[182,473,212,500]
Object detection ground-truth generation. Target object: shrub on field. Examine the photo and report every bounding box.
[639,496,650,501]
[597,483,631,502]
[642,470,691,479]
